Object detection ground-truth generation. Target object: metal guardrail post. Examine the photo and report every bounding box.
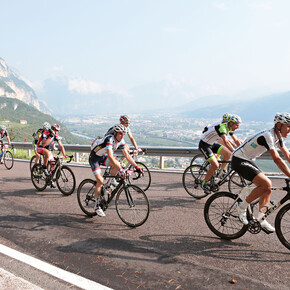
[75,152,80,163]
[160,156,164,169]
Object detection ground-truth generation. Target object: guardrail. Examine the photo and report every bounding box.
[11,142,274,170]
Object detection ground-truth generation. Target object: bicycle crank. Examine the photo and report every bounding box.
[247,219,261,234]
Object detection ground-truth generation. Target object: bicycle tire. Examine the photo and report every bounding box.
[190,153,205,166]
[182,164,208,199]
[115,184,150,227]
[275,203,290,250]
[4,151,14,170]
[56,165,76,196]
[77,179,97,217]
[31,163,48,191]
[204,191,248,240]
[30,154,43,171]
[127,161,151,191]
[228,171,252,195]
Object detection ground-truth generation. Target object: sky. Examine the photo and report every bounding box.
[1,0,290,102]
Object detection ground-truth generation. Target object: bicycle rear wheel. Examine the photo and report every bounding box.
[31,164,48,191]
[204,191,248,240]
[77,179,97,217]
[56,166,76,195]
[4,151,14,170]
[275,203,290,250]
[128,161,151,191]
[182,164,208,199]
[115,184,150,227]
[228,171,252,195]
[190,153,205,166]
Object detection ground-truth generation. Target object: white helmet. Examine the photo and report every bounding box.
[0,125,6,130]
[43,122,51,130]
[228,114,242,123]
[222,113,230,122]
[274,112,290,125]
[113,124,127,133]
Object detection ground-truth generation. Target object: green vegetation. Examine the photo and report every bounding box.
[0,96,87,144]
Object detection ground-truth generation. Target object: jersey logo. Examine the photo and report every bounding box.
[250,142,258,149]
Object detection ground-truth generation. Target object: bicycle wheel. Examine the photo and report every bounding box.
[128,162,151,191]
[4,151,14,170]
[275,203,290,250]
[115,184,150,227]
[228,171,252,195]
[77,179,97,217]
[204,191,248,240]
[182,164,208,199]
[56,165,76,195]
[30,154,43,171]
[190,153,205,166]
[31,164,48,191]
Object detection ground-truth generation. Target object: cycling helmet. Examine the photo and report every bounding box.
[0,125,6,130]
[222,113,230,122]
[52,124,61,131]
[43,122,51,130]
[120,115,130,124]
[228,114,242,123]
[274,112,290,125]
[113,124,127,133]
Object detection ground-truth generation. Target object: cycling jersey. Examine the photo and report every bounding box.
[91,134,126,157]
[37,130,62,151]
[0,130,9,141]
[233,128,283,161]
[200,122,230,145]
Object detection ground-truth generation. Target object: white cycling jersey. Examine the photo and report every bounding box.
[200,122,229,145]
[233,128,283,161]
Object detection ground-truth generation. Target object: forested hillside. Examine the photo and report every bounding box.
[0,97,88,144]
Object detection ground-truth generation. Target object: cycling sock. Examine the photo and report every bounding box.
[202,180,207,186]
[239,200,249,210]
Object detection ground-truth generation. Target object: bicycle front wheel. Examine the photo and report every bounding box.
[56,166,76,195]
[30,154,43,171]
[77,179,97,217]
[204,191,248,240]
[275,203,290,250]
[31,164,48,191]
[4,151,14,170]
[128,162,151,191]
[115,184,150,227]
[182,164,208,199]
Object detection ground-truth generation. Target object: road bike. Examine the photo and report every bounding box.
[182,159,249,199]
[0,142,14,170]
[204,178,290,251]
[106,149,151,191]
[77,170,150,227]
[31,153,76,195]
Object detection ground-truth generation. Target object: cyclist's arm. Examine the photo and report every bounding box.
[230,134,242,147]
[6,135,11,146]
[107,148,121,169]
[122,148,138,168]
[57,140,66,156]
[220,134,235,152]
[127,132,139,150]
[269,148,290,177]
[279,145,290,163]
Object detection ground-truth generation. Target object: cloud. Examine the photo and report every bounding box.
[213,3,229,11]
[250,1,272,11]
[49,65,64,73]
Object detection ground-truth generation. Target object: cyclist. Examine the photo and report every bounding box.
[199,118,237,194]
[90,124,143,217]
[106,115,141,152]
[233,112,290,233]
[0,125,11,164]
[36,123,67,188]
[32,127,44,165]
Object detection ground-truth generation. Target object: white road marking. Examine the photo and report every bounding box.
[0,244,112,290]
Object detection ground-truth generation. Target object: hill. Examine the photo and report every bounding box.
[0,96,88,144]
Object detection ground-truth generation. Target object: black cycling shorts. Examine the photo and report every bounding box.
[199,140,223,161]
[231,156,262,182]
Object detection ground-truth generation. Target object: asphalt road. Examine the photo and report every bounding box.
[0,160,289,290]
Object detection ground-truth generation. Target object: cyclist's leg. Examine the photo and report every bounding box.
[214,144,231,172]
[89,154,105,199]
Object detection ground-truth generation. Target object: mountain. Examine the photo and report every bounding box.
[0,96,87,144]
[180,92,290,122]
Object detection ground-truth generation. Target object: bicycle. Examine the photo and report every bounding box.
[182,159,249,199]
[77,170,150,227]
[0,142,14,170]
[204,178,290,251]
[30,144,44,170]
[106,149,151,191]
[31,153,76,195]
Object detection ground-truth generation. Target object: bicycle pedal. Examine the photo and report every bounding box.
[261,228,274,235]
